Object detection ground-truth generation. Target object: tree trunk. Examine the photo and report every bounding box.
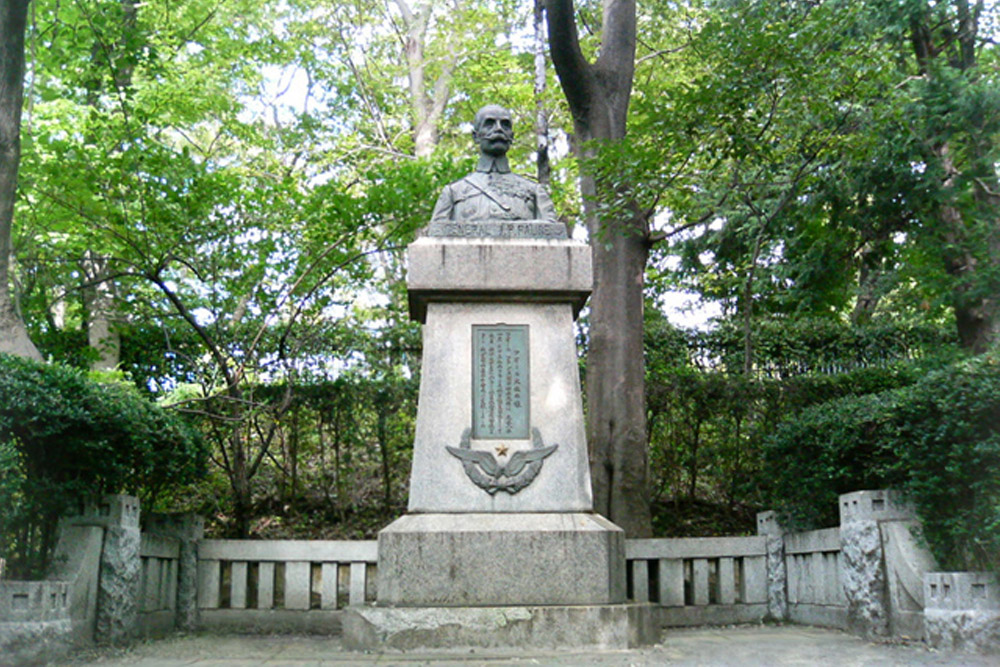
[686,423,700,501]
[939,185,999,352]
[229,426,253,537]
[83,253,120,370]
[395,0,455,158]
[547,0,652,537]
[851,243,886,325]
[0,0,41,361]
[377,408,392,511]
[533,0,550,185]
[909,1,1000,353]
[333,407,343,521]
[288,406,299,509]
[318,411,333,504]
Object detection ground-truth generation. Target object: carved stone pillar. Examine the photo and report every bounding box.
[839,490,937,639]
[757,511,788,622]
[93,495,141,645]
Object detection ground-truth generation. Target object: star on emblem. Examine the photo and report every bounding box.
[495,444,509,457]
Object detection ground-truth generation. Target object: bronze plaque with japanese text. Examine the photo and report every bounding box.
[472,325,529,439]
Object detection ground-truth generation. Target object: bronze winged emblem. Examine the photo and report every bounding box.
[446,427,558,495]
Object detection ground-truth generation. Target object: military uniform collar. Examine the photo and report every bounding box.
[476,155,511,174]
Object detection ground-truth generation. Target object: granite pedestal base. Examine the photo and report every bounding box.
[405,237,594,515]
[342,603,658,651]
[376,513,625,607]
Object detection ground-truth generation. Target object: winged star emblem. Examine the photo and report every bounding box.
[446,427,558,495]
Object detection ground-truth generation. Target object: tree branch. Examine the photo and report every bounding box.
[545,0,594,119]
[597,0,636,87]
[149,274,239,398]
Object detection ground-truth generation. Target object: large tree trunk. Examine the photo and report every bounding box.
[938,145,999,352]
[0,0,41,361]
[546,0,652,537]
[910,0,1000,353]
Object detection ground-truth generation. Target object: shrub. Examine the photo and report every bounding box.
[764,389,906,530]
[764,350,1000,572]
[0,353,207,578]
[893,353,1000,572]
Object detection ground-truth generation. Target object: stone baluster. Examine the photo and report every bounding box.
[143,512,204,631]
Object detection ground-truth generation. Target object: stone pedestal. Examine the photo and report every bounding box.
[343,232,653,650]
[377,513,625,606]
[924,572,1000,653]
[405,237,593,514]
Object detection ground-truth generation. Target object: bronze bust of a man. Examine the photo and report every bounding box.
[430,105,559,226]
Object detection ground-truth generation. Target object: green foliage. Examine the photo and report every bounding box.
[645,310,954,514]
[764,388,906,530]
[6,0,995,548]
[694,317,957,376]
[10,0,559,538]
[628,0,900,320]
[0,353,206,578]
[894,352,1000,572]
[625,0,1000,352]
[765,350,1000,572]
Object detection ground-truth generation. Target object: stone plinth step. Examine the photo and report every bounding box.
[342,603,658,651]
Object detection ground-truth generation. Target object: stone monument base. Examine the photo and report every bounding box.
[342,603,658,651]
[344,512,652,651]
[376,513,625,606]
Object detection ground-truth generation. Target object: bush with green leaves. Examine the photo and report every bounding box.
[763,389,906,530]
[643,311,947,515]
[0,353,207,578]
[765,350,1000,573]
[893,353,1000,572]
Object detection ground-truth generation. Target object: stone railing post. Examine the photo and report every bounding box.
[93,495,142,644]
[757,511,788,621]
[50,503,108,645]
[924,572,1000,652]
[144,513,204,631]
[839,490,936,639]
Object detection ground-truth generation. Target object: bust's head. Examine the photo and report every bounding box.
[472,105,514,157]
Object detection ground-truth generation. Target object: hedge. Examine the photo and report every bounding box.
[765,350,1000,572]
[0,353,207,578]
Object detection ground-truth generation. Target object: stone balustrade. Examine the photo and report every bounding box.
[195,539,377,633]
[784,527,846,628]
[138,533,180,636]
[626,536,769,626]
[3,490,997,656]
